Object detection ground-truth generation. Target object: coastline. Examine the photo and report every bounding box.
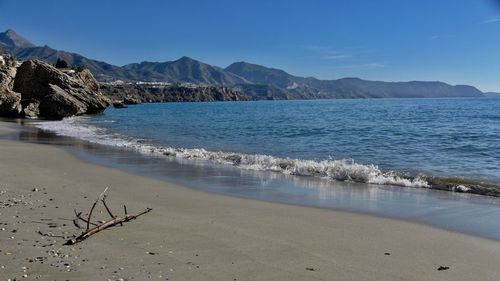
[2,121,500,280]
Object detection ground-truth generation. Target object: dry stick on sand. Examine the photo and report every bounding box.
[65,187,152,245]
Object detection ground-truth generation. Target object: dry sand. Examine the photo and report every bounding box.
[1,121,500,281]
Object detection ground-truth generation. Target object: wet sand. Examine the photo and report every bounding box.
[1,121,500,281]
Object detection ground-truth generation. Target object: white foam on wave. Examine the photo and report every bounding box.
[452,185,471,193]
[35,117,132,147]
[34,117,429,188]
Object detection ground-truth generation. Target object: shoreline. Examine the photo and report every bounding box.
[15,117,500,242]
[2,121,500,280]
[31,111,500,197]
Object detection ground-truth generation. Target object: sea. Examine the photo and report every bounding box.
[22,97,500,240]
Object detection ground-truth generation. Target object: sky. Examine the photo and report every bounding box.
[1,0,500,91]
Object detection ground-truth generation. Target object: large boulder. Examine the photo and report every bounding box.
[12,60,110,119]
[75,69,99,92]
[0,66,17,90]
[0,66,22,117]
[0,90,22,117]
[39,84,87,119]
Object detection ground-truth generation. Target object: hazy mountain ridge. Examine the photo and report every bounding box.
[0,29,485,99]
[225,62,484,98]
[121,56,250,85]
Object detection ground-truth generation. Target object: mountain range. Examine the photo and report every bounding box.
[0,29,485,99]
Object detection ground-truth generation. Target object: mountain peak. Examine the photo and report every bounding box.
[0,29,36,49]
[175,56,198,63]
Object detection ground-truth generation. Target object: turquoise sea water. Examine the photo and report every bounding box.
[38,97,500,185]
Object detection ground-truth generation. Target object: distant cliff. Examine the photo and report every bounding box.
[1,29,486,100]
[100,83,249,103]
[100,80,485,104]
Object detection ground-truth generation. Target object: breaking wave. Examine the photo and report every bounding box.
[34,117,429,188]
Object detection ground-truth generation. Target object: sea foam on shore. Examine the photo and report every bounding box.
[34,117,429,188]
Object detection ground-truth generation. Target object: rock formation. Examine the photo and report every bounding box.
[112,101,127,108]
[123,96,142,105]
[0,65,22,117]
[100,83,248,103]
[0,59,109,119]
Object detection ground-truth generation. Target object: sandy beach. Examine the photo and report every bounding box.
[1,121,500,281]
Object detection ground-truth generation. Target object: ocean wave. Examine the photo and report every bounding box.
[34,117,429,188]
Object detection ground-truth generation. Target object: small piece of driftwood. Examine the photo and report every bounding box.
[64,188,152,245]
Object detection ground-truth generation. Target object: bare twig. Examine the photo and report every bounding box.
[73,209,82,229]
[101,195,115,219]
[86,200,98,230]
[65,208,152,245]
[76,212,98,227]
[87,187,108,230]
[64,188,151,245]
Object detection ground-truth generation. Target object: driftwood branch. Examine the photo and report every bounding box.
[73,209,82,229]
[74,210,98,227]
[102,195,115,219]
[64,188,152,245]
[86,187,108,230]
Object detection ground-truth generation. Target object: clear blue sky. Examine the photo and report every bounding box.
[1,0,500,91]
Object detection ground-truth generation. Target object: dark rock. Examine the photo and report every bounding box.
[38,84,87,119]
[0,66,17,90]
[0,66,22,117]
[0,90,22,117]
[112,101,127,108]
[437,266,450,271]
[12,60,110,119]
[100,83,248,103]
[14,60,77,100]
[123,96,141,105]
[22,100,40,119]
[225,154,242,165]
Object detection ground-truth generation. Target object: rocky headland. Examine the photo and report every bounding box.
[0,59,109,120]
[100,83,249,103]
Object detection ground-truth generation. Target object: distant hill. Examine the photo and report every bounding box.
[0,29,486,100]
[121,56,249,85]
[226,62,484,98]
[226,61,298,88]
